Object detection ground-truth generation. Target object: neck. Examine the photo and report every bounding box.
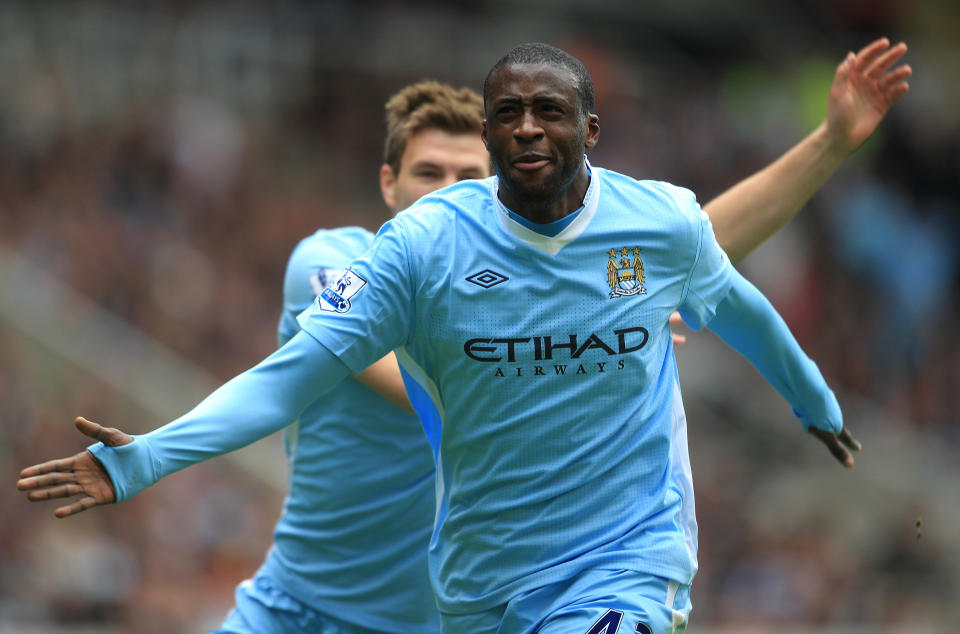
[499,162,591,224]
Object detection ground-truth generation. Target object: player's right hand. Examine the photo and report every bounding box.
[16,416,132,518]
[808,425,861,468]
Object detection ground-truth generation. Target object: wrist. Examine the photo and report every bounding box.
[816,120,858,160]
[88,436,157,503]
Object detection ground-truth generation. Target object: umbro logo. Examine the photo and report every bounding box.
[466,269,508,289]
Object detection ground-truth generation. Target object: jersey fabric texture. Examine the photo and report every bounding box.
[297,165,841,616]
[214,570,383,634]
[260,226,439,633]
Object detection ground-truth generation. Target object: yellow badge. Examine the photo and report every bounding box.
[607,247,646,298]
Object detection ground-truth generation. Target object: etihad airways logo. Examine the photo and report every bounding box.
[463,326,649,377]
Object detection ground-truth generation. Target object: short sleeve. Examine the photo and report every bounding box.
[678,206,734,330]
[279,237,350,346]
[297,219,415,373]
[278,228,375,347]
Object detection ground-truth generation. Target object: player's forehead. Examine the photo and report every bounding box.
[487,62,579,106]
[401,127,489,172]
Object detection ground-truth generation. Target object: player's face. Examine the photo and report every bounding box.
[380,127,490,213]
[482,63,599,217]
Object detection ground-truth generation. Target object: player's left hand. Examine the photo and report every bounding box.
[808,425,861,468]
[825,37,911,154]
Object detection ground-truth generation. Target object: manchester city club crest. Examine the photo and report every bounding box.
[606,247,646,298]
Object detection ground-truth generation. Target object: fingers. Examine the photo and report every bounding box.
[878,67,912,105]
[19,455,77,479]
[879,64,912,88]
[75,416,132,447]
[55,496,99,518]
[808,427,855,468]
[75,416,105,439]
[19,470,76,491]
[838,427,862,452]
[27,483,83,501]
[836,50,854,75]
[865,41,908,79]
[17,472,77,491]
[886,80,910,103]
[853,37,891,71]
[671,333,687,346]
[668,312,684,327]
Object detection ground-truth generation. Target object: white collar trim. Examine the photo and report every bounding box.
[493,158,600,256]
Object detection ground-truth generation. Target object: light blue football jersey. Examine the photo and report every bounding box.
[265,226,439,633]
[297,166,735,614]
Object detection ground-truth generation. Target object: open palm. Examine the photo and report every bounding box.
[17,417,132,518]
[827,38,911,152]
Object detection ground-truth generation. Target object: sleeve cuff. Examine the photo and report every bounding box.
[88,437,158,503]
[794,387,843,434]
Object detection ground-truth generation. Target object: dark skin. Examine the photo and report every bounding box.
[482,63,600,223]
[17,417,129,517]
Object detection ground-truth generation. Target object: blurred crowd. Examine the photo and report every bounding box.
[1,1,957,631]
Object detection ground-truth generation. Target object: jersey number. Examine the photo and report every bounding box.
[584,610,622,634]
[583,610,652,634]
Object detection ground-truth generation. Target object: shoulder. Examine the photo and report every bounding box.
[283,226,377,300]
[598,168,702,231]
[291,226,375,259]
[598,169,698,214]
[286,226,375,271]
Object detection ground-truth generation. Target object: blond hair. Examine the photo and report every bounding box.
[383,80,485,174]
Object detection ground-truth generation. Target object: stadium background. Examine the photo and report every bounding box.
[0,1,957,632]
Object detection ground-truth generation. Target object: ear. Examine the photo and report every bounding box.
[380,163,397,209]
[481,120,489,148]
[584,113,600,149]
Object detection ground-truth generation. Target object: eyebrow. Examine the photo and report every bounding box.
[408,161,484,173]
[493,94,570,106]
[409,161,444,171]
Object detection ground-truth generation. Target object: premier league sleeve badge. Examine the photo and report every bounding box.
[318,268,368,313]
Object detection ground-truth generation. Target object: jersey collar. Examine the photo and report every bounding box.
[492,157,600,256]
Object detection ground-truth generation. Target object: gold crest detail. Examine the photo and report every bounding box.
[607,247,646,298]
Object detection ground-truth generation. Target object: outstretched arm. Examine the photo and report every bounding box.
[701,272,861,466]
[705,37,911,263]
[17,331,350,516]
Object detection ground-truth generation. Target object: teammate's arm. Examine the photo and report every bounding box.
[354,353,414,413]
[280,242,414,412]
[17,331,350,517]
[703,37,910,263]
[700,272,861,466]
